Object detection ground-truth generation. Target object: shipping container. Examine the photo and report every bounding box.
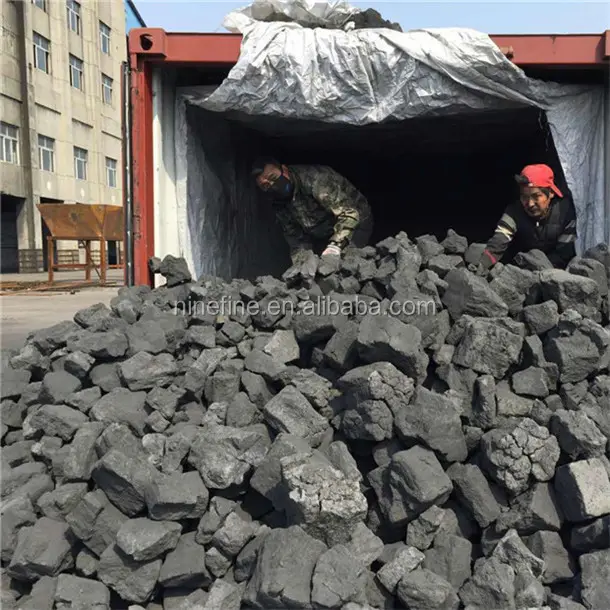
[125,29,610,287]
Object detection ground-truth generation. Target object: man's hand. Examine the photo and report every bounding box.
[322,244,341,257]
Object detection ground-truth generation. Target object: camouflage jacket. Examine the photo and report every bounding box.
[272,164,371,261]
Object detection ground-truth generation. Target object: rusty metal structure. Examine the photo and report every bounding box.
[126,29,610,287]
[37,203,124,285]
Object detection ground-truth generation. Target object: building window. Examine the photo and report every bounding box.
[74,146,87,180]
[67,0,81,35]
[106,157,117,187]
[0,123,19,164]
[33,0,47,11]
[100,21,111,55]
[38,135,55,172]
[69,55,83,90]
[33,32,50,73]
[101,74,113,105]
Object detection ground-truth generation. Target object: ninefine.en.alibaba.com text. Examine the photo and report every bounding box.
[174,295,437,318]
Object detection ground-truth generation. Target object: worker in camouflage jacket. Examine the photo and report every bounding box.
[252,157,373,280]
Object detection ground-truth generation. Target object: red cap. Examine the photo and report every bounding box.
[518,164,563,198]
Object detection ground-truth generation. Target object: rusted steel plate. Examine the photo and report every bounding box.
[38,204,103,239]
[37,204,124,240]
[102,206,125,241]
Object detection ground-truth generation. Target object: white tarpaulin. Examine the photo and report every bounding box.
[192,0,606,253]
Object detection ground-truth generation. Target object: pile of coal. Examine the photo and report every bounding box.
[347,8,402,32]
[2,231,610,610]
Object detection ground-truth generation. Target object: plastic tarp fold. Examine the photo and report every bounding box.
[184,0,605,255]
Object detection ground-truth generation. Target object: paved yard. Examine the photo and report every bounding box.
[1,286,120,355]
[0,269,124,285]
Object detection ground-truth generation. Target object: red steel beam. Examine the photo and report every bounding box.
[492,32,610,67]
[128,29,242,65]
[129,28,609,68]
[129,58,154,286]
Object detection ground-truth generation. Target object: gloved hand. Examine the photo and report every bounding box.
[321,244,341,257]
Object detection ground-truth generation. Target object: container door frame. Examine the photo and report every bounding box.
[126,28,609,287]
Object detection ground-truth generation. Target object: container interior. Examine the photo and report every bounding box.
[154,66,567,281]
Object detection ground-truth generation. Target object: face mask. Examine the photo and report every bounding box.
[269,175,293,200]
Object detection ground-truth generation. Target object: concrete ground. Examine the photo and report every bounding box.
[0,270,124,355]
[0,269,124,284]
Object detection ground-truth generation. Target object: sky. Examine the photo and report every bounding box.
[133,1,609,35]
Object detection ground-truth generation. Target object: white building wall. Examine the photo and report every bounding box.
[0,0,127,272]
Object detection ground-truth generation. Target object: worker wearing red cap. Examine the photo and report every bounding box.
[476,164,577,272]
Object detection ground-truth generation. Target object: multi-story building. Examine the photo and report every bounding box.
[1,0,144,273]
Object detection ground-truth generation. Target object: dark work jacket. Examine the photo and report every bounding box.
[481,194,577,269]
